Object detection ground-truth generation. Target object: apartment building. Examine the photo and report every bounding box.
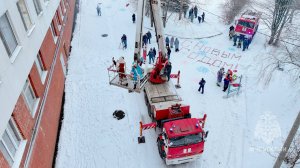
[0,0,75,167]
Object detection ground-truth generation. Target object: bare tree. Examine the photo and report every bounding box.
[145,0,191,27]
[268,0,294,45]
[259,44,300,86]
[222,0,249,24]
[289,0,300,23]
[284,133,300,168]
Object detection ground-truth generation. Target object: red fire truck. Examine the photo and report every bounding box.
[107,0,208,165]
[234,10,262,38]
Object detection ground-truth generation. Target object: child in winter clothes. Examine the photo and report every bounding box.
[198,16,201,23]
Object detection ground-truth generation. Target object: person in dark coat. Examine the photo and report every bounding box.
[165,62,172,81]
[223,75,230,92]
[142,34,148,47]
[174,38,179,52]
[237,37,242,48]
[121,34,127,49]
[188,8,194,19]
[167,46,171,60]
[170,37,174,48]
[112,57,117,67]
[242,38,249,51]
[229,25,235,39]
[217,67,225,86]
[233,34,238,46]
[132,14,136,23]
[247,37,252,48]
[198,16,201,23]
[153,47,156,57]
[201,12,205,22]
[96,3,101,16]
[198,78,206,94]
[183,5,188,18]
[147,48,155,64]
[165,36,170,47]
[146,31,152,44]
[194,6,198,18]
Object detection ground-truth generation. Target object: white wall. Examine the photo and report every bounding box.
[0,0,61,137]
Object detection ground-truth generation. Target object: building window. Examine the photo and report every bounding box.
[0,119,23,166]
[55,13,62,31]
[33,0,43,15]
[0,12,18,57]
[22,79,38,116]
[17,0,33,31]
[50,22,58,43]
[35,53,47,83]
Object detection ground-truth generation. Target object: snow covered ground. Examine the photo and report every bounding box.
[55,0,300,167]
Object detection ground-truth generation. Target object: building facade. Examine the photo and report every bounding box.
[0,0,75,167]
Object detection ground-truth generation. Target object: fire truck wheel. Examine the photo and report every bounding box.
[157,138,166,159]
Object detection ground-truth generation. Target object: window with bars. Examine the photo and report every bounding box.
[0,12,18,57]
[33,0,43,15]
[22,79,37,115]
[17,0,33,31]
[0,119,23,166]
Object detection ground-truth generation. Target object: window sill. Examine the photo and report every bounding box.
[27,25,36,37]
[9,46,23,64]
[41,71,48,84]
[12,140,27,168]
[54,36,58,44]
[31,98,40,118]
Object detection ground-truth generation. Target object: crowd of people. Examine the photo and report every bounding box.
[198,68,239,95]
[229,25,252,51]
[187,5,205,23]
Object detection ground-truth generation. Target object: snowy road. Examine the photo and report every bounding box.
[55,0,300,167]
